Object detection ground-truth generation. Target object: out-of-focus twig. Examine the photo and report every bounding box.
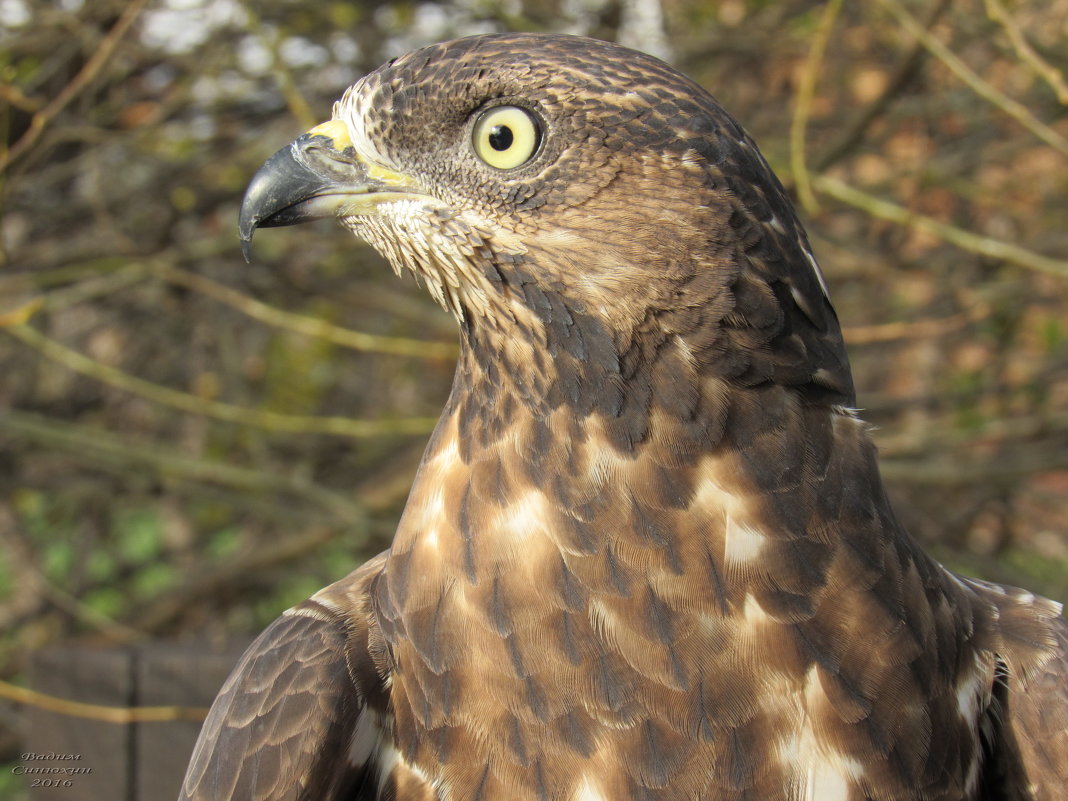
[124,458,419,635]
[815,0,953,172]
[843,300,990,344]
[790,0,843,215]
[813,174,1068,278]
[0,0,151,173]
[25,262,150,315]
[0,258,457,358]
[126,525,347,634]
[0,505,45,631]
[4,323,439,439]
[880,446,1068,484]
[156,264,458,359]
[0,298,44,327]
[0,82,43,113]
[0,258,164,291]
[0,409,366,520]
[0,522,143,641]
[878,0,1068,159]
[239,1,317,129]
[876,406,1068,484]
[985,0,1068,105]
[0,678,209,723]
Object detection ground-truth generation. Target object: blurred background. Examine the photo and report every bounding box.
[1,0,1066,798]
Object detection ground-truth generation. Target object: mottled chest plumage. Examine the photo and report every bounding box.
[365,401,1003,801]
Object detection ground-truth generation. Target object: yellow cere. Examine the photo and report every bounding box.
[307,119,354,151]
[308,119,415,188]
[472,106,539,170]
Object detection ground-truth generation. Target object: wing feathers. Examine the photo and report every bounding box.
[179,554,389,801]
[983,613,1068,799]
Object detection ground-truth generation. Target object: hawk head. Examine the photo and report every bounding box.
[241,33,854,430]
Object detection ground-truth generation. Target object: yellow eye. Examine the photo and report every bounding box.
[472,106,541,170]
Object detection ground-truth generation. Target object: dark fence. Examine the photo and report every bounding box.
[19,641,250,801]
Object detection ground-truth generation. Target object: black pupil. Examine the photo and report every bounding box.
[488,124,513,151]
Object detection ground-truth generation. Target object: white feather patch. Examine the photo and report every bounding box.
[785,666,866,801]
[802,247,832,300]
[375,743,437,795]
[574,775,606,801]
[494,489,549,541]
[347,709,382,768]
[724,515,766,564]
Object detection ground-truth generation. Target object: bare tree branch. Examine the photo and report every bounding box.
[4,323,439,439]
[813,174,1068,278]
[985,0,1068,105]
[878,0,1068,158]
[155,264,458,359]
[790,0,844,215]
[0,679,209,724]
[0,0,151,174]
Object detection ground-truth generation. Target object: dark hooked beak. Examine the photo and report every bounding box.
[238,120,418,262]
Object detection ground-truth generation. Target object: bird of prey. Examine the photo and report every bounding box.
[180,33,1067,801]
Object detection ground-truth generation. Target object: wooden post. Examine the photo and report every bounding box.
[20,640,250,801]
[24,647,133,801]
